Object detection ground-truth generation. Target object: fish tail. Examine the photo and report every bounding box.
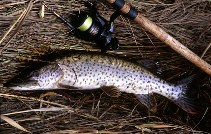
[174,75,200,114]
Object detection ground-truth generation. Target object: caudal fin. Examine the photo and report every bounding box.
[174,75,200,114]
[175,93,199,114]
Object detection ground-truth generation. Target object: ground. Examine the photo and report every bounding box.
[0,0,211,133]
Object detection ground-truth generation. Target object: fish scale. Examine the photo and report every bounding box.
[6,52,197,114]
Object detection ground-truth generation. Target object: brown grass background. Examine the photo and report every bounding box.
[0,0,211,133]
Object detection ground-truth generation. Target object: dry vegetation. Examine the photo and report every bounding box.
[0,0,211,133]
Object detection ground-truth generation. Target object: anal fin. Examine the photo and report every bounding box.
[101,86,121,97]
[136,94,157,113]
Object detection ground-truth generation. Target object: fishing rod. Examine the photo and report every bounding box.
[104,0,211,76]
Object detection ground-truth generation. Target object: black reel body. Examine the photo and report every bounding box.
[51,2,120,53]
[72,10,119,52]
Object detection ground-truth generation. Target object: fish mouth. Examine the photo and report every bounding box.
[4,80,39,90]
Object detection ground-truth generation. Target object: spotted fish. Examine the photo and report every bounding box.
[5,52,197,114]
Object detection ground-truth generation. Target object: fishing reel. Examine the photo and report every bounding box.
[48,1,120,53]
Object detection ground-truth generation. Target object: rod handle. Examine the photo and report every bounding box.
[106,0,211,76]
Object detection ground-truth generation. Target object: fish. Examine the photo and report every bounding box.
[5,52,198,114]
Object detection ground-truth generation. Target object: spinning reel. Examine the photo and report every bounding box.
[46,1,120,53]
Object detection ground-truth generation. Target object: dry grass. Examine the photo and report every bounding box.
[0,0,211,133]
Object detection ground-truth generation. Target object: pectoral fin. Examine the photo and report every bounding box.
[58,75,78,89]
[136,94,157,113]
[58,63,69,71]
[58,82,78,89]
[101,86,121,97]
[57,69,70,88]
[57,63,77,88]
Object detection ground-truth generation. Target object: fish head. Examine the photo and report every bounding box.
[5,64,63,90]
